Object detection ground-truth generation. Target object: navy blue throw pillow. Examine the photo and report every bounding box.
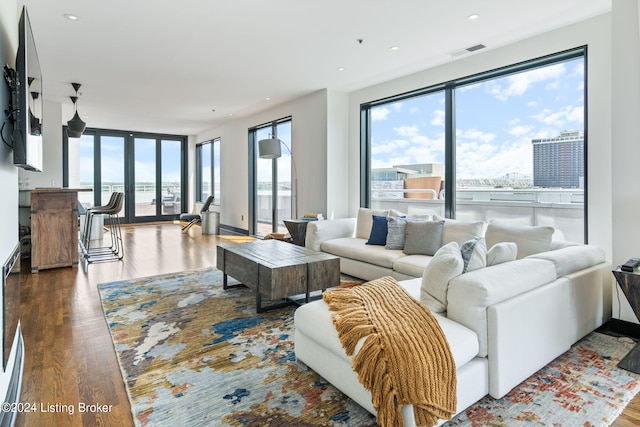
[367,215,388,245]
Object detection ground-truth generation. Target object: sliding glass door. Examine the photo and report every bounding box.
[133,138,157,217]
[65,129,187,223]
[101,135,126,216]
[249,117,293,237]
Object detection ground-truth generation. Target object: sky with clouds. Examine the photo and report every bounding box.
[370,57,585,181]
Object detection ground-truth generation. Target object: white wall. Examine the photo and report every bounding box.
[326,90,350,220]
[196,90,338,230]
[611,0,640,322]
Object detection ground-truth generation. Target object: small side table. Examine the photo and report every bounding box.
[612,267,640,373]
[283,219,309,246]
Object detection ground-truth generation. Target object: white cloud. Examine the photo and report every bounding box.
[489,63,566,101]
[371,139,410,155]
[371,107,390,121]
[565,105,584,123]
[432,109,445,127]
[531,104,583,127]
[456,138,533,179]
[509,125,533,137]
[457,128,496,143]
[395,125,419,137]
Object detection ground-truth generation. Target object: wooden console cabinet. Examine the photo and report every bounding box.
[29,188,84,272]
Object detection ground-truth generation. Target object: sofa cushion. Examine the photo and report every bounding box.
[366,215,388,245]
[461,237,487,273]
[356,208,388,239]
[486,242,518,266]
[294,279,479,369]
[392,254,432,278]
[305,218,357,252]
[403,220,444,256]
[447,258,558,357]
[485,221,554,259]
[420,242,464,313]
[527,245,606,277]
[321,237,404,269]
[434,215,485,246]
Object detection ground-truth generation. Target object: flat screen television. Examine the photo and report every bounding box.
[12,6,43,172]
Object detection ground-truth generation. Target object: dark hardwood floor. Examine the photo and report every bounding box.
[13,223,640,426]
[15,223,234,427]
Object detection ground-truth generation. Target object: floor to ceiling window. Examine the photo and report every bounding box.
[196,138,221,204]
[64,129,187,223]
[249,117,293,237]
[367,90,446,218]
[361,47,587,242]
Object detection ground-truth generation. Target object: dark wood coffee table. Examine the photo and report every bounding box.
[216,239,340,312]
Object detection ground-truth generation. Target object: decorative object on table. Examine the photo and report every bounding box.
[98,268,640,427]
[302,213,324,221]
[258,136,298,219]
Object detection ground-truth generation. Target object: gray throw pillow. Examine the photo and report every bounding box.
[403,220,444,256]
[385,216,407,250]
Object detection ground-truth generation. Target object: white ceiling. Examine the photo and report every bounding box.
[18,0,611,136]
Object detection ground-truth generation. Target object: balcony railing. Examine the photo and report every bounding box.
[372,188,585,243]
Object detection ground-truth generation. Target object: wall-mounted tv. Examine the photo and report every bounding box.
[12,6,43,172]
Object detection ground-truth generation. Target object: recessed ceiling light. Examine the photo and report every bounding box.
[337,67,345,72]
[63,13,79,21]
[467,14,480,21]
[265,97,271,101]
[390,46,400,51]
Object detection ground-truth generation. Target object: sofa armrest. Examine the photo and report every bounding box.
[305,218,357,252]
[447,258,558,357]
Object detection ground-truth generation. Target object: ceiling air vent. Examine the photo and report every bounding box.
[450,43,486,58]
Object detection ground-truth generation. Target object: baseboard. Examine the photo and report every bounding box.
[219,224,249,236]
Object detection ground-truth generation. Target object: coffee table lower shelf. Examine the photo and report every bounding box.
[222,275,323,313]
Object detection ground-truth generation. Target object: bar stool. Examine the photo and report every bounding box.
[81,192,119,249]
[81,192,124,263]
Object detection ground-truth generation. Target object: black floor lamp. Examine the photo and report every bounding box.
[258,137,298,220]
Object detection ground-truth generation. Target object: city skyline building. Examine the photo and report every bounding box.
[532,131,584,188]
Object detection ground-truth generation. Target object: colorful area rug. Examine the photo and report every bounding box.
[98,268,640,427]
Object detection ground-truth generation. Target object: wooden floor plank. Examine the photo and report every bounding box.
[13,223,640,426]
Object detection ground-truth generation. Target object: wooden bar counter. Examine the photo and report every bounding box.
[27,188,89,272]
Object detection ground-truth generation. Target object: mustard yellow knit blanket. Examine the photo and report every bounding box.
[323,276,456,427]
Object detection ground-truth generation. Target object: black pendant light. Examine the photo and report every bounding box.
[66,82,86,138]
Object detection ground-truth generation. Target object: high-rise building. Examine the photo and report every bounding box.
[532,131,584,188]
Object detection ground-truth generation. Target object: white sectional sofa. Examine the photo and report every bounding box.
[295,209,612,426]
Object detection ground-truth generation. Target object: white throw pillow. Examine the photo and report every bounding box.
[486,242,518,266]
[460,237,487,273]
[485,220,554,259]
[420,242,464,313]
[355,207,388,239]
[434,215,485,245]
